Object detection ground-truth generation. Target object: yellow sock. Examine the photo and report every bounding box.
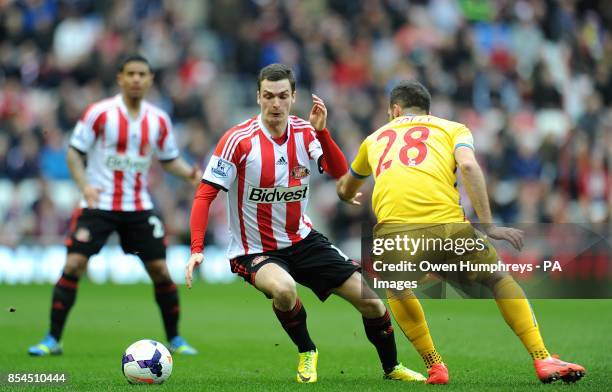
[387,291,443,368]
[493,276,550,360]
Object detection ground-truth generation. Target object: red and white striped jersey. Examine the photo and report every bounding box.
[202,115,323,259]
[69,94,179,211]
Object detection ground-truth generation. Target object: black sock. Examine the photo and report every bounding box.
[273,298,316,353]
[154,281,179,341]
[50,273,80,341]
[363,310,398,373]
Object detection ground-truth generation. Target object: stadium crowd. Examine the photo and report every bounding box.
[0,0,610,251]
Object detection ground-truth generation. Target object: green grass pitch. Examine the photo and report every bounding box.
[1,282,609,391]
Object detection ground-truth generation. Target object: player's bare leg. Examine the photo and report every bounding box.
[255,263,317,383]
[144,259,173,283]
[332,271,386,317]
[254,263,298,311]
[28,253,88,356]
[63,253,89,277]
[144,259,196,355]
[332,272,425,382]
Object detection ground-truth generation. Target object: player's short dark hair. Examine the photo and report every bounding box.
[118,54,152,73]
[258,63,296,92]
[390,80,431,112]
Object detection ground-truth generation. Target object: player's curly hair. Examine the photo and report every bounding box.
[390,80,431,112]
[258,63,296,93]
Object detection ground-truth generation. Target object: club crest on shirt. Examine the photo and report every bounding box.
[251,255,269,267]
[211,157,232,179]
[75,227,91,243]
[290,165,310,180]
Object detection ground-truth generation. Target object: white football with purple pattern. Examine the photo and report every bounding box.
[122,340,173,384]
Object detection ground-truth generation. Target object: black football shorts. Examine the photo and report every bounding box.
[65,208,166,262]
[230,230,360,301]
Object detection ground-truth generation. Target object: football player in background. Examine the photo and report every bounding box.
[28,55,201,356]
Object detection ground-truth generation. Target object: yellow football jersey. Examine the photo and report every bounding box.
[350,115,474,224]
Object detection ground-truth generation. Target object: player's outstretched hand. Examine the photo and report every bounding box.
[485,226,524,251]
[185,253,204,289]
[189,165,203,187]
[83,185,101,209]
[309,94,327,131]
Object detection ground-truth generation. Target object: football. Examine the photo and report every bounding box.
[121,340,173,384]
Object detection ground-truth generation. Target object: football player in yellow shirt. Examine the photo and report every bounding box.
[336,80,585,385]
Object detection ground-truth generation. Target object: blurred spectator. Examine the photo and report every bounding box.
[578,149,609,223]
[0,133,10,178]
[577,92,604,145]
[22,178,69,245]
[39,126,70,180]
[0,77,27,120]
[5,133,40,181]
[532,63,563,109]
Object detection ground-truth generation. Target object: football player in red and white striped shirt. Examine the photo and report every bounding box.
[28,55,202,357]
[186,64,425,383]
